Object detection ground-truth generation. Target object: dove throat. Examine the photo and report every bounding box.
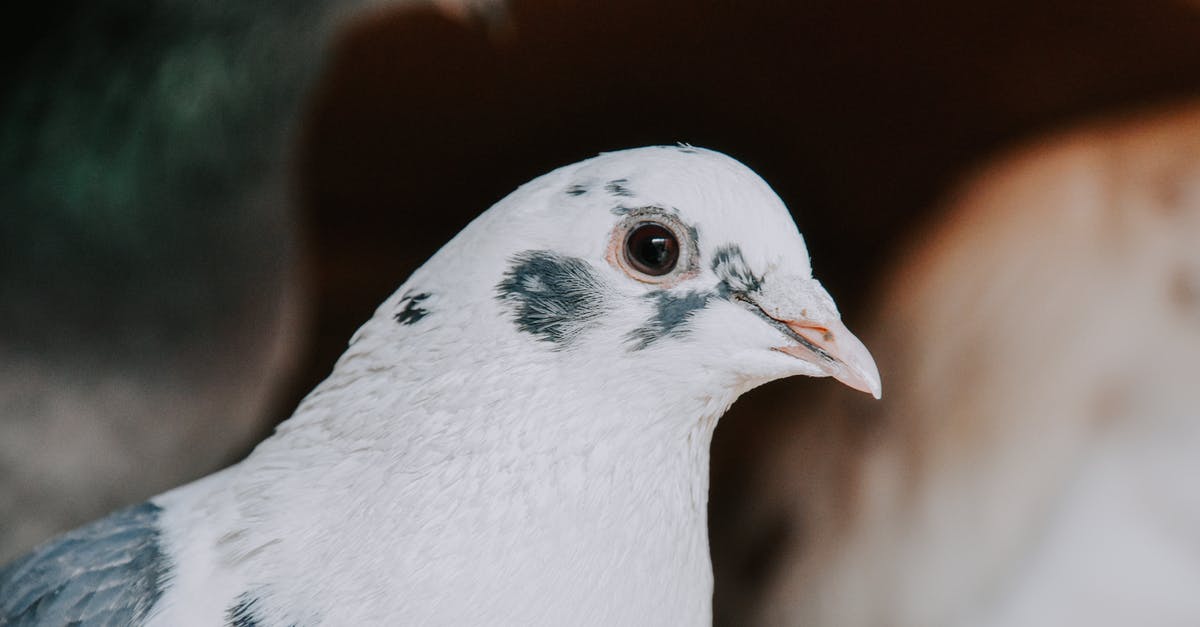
[202,323,736,625]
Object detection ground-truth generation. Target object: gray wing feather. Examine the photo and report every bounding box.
[0,502,170,626]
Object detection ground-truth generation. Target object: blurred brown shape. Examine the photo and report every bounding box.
[718,102,1200,626]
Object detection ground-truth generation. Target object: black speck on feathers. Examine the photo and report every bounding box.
[227,594,265,627]
[605,178,634,197]
[395,292,432,325]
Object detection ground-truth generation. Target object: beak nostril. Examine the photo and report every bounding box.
[792,322,835,343]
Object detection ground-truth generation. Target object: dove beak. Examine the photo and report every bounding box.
[774,318,882,399]
[733,288,882,399]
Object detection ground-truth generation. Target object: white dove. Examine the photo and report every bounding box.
[0,146,880,626]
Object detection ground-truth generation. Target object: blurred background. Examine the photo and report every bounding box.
[2,0,1199,624]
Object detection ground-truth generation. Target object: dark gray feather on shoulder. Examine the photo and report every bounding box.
[0,502,171,626]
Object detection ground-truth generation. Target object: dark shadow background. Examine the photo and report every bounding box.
[4,0,1200,622]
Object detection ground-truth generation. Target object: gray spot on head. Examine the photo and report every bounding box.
[394,291,432,325]
[605,178,634,198]
[565,184,589,197]
[628,290,712,350]
[712,244,762,296]
[497,251,610,347]
[1,502,170,625]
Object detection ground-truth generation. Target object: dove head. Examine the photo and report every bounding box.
[233,147,878,625]
[345,146,878,443]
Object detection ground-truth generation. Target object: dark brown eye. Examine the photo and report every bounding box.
[624,222,679,276]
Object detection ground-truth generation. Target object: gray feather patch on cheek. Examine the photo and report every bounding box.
[496,251,610,348]
[628,291,712,350]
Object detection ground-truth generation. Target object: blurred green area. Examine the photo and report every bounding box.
[0,2,321,359]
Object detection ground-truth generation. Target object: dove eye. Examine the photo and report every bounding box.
[609,207,696,285]
[624,223,679,276]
